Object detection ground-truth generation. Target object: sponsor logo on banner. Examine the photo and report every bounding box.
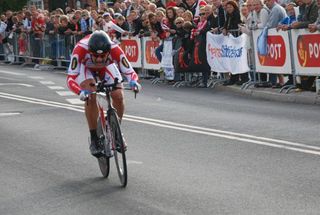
[207,44,244,59]
[258,36,286,66]
[145,41,160,64]
[297,34,320,67]
[120,39,139,62]
[206,33,249,74]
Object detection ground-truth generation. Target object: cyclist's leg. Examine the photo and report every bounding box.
[104,64,125,121]
[77,65,98,130]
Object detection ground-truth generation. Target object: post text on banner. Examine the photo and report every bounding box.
[291,29,320,76]
[206,32,250,74]
[252,28,292,75]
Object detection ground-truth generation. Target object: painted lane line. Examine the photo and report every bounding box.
[0,76,22,81]
[29,76,44,79]
[48,86,65,90]
[124,114,320,151]
[0,83,34,87]
[40,81,55,85]
[0,70,26,76]
[66,98,85,105]
[127,160,143,165]
[1,91,320,156]
[124,118,320,156]
[0,92,83,108]
[56,91,75,96]
[0,112,21,117]
[0,94,83,113]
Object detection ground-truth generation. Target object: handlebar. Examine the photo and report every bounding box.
[89,78,139,99]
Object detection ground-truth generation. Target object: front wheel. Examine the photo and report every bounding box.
[108,109,127,187]
[97,116,110,178]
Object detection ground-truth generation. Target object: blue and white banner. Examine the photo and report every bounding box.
[206,32,250,74]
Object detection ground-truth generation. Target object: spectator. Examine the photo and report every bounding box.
[155,0,165,8]
[18,32,28,57]
[265,0,287,29]
[182,10,196,27]
[149,12,169,62]
[277,2,297,31]
[176,7,186,17]
[167,0,177,8]
[308,0,320,32]
[265,0,286,87]
[102,12,127,37]
[80,10,94,36]
[129,10,143,36]
[212,0,226,28]
[223,0,249,85]
[115,15,130,39]
[241,3,250,22]
[31,9,46,60]
[166,7,178,33]
[253,0,270,28]
[192,7,210,87]
[291,0,318,29]
[138,14,152,37]
[175,0,188,9]
[148,3,158,13]
[23,11,32,32]
[205,5,219,31]
[93,15,104,31]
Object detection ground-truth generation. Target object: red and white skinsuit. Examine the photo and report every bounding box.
[67,35,139,95]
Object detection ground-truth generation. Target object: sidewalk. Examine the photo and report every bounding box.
[216,84,320,105]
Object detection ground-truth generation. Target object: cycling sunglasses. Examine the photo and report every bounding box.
[90,52,109,58]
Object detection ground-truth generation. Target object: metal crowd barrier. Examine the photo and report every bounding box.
[0,32,84,70]
[1,29,319,93]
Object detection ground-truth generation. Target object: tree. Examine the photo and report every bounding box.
[0,0,28,14]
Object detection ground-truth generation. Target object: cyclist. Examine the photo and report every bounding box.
[67,30,140,157]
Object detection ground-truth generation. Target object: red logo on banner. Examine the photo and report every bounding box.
[145,41,160,64]
[297,34,320,67]
[120,39,139,63]
[258,35,286,66]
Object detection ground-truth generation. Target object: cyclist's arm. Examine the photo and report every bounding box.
[110,45,139,83]
[67,45,87,95]
[67,74,81,95]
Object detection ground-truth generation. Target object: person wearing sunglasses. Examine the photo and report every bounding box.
[67,30,141,157]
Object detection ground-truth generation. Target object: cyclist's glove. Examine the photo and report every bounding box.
[79,90,91,101]
[129,80,141,93]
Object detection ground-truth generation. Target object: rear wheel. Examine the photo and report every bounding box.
[108,109,127,187]
[97,116,110,178]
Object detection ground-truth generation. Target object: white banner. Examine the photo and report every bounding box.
[119,36,142,68]
[206,32,250,74]
[291,29,320,76]
[252,28,292,74]
[141,37,161,70]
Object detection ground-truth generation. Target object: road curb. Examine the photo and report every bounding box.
[216,85,319,105]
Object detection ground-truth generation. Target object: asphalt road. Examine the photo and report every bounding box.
[0,65,320,215]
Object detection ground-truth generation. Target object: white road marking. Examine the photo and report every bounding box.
[56,91,75,96]
[1,91,320,156]
[0,112,21,117]
[40,81,55,85]
[29,76,44,79]
[127,160,143,165]
[48,86,65,90]
[0,83,34,87]
[65,98,84,105]
[0,70,26,76]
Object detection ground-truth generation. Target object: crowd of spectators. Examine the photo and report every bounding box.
[0,0,320,90]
